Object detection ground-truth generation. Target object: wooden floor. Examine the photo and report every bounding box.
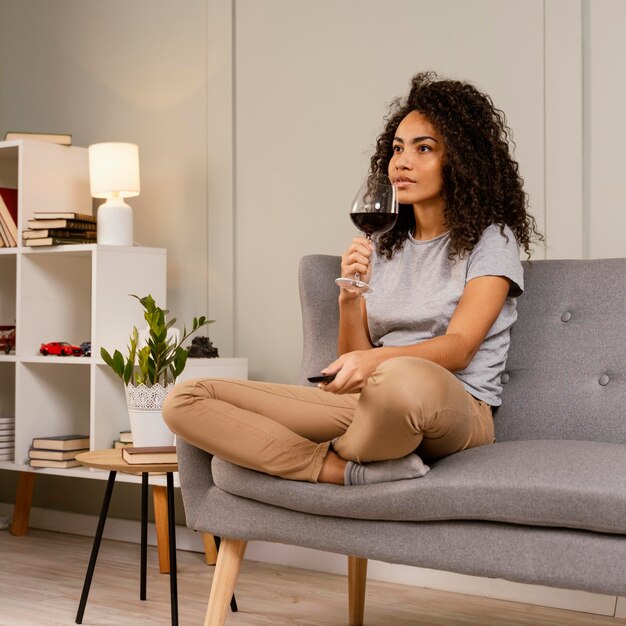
[1,529,625,626]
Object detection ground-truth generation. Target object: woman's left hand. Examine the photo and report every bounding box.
[318,349,383,394]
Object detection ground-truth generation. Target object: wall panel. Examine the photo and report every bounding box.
[234,0,545,381]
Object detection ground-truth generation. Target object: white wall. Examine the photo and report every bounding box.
[0,0,209,326]
[586,0,626,258]
[232,0,546,381]
[2,1,623,383]
[1,0,625,615]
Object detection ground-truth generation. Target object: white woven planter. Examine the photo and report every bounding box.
[125,382,175,447]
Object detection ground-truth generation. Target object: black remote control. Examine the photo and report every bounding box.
[307,373,337,383]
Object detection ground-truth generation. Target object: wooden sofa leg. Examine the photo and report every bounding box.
[204,537,247,626]
[10,472,36,536]
[348,555,368,626]
[203,533,218,565]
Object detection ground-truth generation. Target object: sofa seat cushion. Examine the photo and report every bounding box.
[211,440,626,534]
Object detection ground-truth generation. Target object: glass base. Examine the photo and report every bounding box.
[335,277,372,293]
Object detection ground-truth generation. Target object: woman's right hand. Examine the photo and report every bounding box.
[339,237,373,298]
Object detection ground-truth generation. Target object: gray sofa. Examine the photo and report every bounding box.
[177,254,626,625]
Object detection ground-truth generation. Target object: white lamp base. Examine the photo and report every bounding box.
[97,198,134,245]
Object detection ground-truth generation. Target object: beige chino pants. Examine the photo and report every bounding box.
[163,356,494,483]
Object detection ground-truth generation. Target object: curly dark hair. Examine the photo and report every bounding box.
[371,71,542,259]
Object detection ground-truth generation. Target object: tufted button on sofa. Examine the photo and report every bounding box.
[177,256,626,626]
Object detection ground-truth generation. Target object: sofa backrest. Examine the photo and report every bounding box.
[298,255,626,444]
[495,258,626,443]
[298,255,341,385]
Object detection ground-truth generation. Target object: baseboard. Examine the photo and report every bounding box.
[0,501,619,616]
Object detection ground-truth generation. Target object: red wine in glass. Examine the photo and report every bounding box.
[350,212,397,237]
[335,179,398,293]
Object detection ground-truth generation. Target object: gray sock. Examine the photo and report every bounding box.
[344,453,430,486]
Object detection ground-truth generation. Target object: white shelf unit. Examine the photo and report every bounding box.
[176,357,248,383]
[11,244,168,468]
[0,140,170,475]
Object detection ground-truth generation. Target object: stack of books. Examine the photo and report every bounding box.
[0,417,15,461]
[0,188,18,248]
[22,211,97,247]
[113,430,133,449]
[4,131,72,146]
[29,434,89,468]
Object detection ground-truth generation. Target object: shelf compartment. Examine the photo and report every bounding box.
[15,362,90,464]
[93,364,132,452]
[19,251,92,357]
[0,255,17,344]
[0,361,15,462]
[0,362,16,417]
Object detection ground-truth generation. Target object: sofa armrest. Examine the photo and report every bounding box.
[176,437,214,528]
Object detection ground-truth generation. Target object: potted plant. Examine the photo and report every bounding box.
[101,294,212,446]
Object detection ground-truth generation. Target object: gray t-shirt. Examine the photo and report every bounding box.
[365,224,524,406]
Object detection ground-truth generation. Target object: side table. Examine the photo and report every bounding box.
[74,449,181,626]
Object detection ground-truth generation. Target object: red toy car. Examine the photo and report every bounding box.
[40,341,84,356]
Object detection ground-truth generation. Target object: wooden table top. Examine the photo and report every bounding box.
[75,448,178,474]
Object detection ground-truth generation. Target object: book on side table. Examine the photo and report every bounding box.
[122,446,177,465]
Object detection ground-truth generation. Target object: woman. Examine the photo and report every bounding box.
[163,71,542,486]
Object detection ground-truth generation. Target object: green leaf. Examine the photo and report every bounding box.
[100,347,115,369]
[123,359,134,385]
[171,347,188,379]
[103,293,215,385]
[112,350,125,378]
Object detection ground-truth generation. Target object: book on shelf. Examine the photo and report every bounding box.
[0,217,10,247]
[0,211,16,246]
[4,131,72,145]
[0,434,15,442]
[0,188,18,246]
[113,440,133,449]
[32,211,95,222]
[22,228,97,240]
[119,430,133,443]
[0,417,15,425]
[29,458,81,469]
[0,441,15,449]
[23,236,96,247]
[26,218,97,230]
[122,446,177,465]
[29,447,87,461]
[31,434,89,451]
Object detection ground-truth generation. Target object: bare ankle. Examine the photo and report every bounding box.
[318,450,347,485]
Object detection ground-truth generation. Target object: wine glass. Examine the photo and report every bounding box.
[335,177,398,293]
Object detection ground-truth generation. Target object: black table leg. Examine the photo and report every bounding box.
[140,472,148,601]
[166,472,178,626]
[214,535,238,612]
[75,470,117,624]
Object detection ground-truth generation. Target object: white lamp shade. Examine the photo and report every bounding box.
[88,142,140,198]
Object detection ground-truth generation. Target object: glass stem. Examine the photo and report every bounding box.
[354,234,372,282]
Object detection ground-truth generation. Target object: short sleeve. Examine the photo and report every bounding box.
[466,224,524,297]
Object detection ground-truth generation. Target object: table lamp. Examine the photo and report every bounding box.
[88,142,140,245]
